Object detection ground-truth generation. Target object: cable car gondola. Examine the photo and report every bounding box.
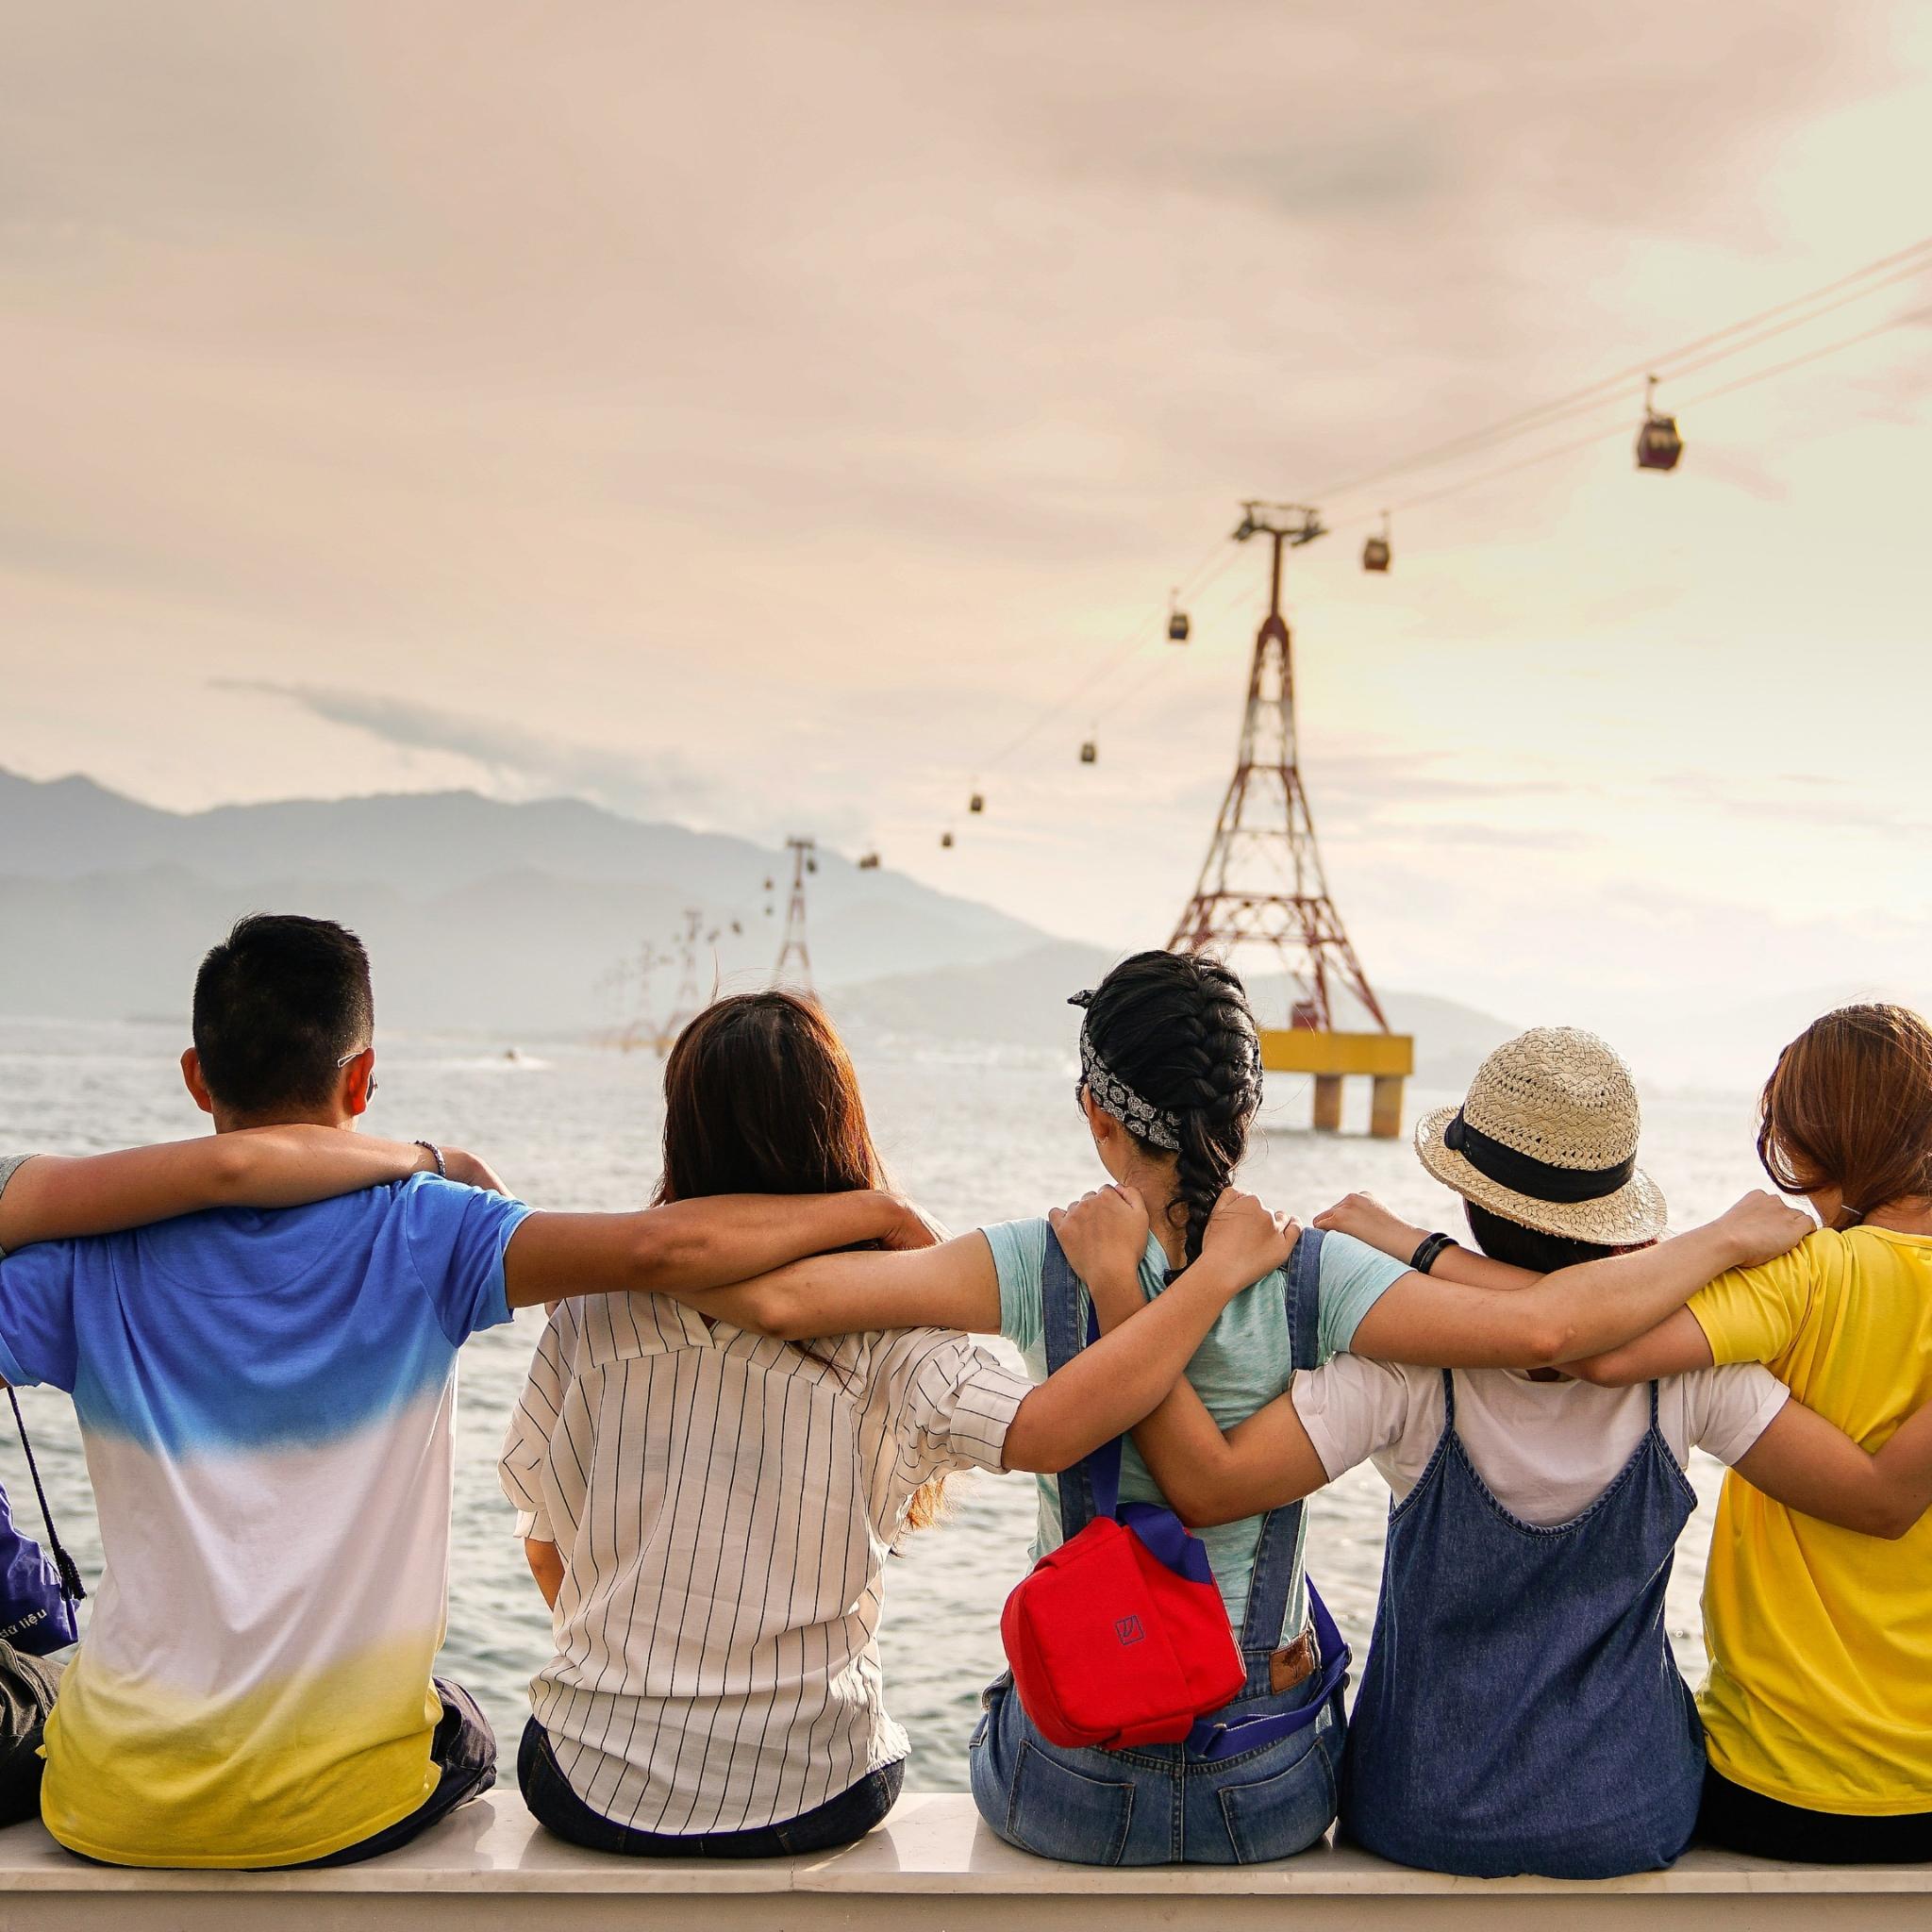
[1362,511,1391,574]
[1079,740,1097,765]
[1636,375,1683,473]
[1167,589,1191,643]
[969,791,985,814]
[858,852,880,871]
[941,830,955,849]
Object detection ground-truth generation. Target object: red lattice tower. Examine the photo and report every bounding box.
[1171,504,1392,1032]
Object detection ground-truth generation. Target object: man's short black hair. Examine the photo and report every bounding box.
[192,915,375,1118]
[1464,1201,1617,1274]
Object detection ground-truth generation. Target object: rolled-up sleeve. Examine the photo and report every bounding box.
[870,1327,1031,1488]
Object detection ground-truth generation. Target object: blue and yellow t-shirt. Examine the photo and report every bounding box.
[0,1173,527,1867]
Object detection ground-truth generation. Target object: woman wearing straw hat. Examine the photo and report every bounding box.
[1053,1026,1932,1878]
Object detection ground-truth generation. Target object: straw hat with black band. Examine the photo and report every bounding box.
[1415,1027,1667,1247]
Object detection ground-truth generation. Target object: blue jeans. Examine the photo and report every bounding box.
[519,1719,904,1858]
[970,1669,1343,1867]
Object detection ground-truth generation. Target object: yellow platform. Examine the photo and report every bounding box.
[1258,1030,1413,1139]
[1257,1030,1414,1077]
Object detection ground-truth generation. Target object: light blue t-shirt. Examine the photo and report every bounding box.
[979,1219,1407,1641]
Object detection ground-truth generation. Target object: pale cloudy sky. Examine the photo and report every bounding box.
[5,1,1932,1061]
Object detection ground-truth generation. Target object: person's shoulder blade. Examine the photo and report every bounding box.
[1290,1350,1417,1479]
[977,1218,1050,1353]
[1677,1360,1789,1467]
[1311,1229,1410,1360]
[1687,1230,1827,1368]
[398,1174,533,1345]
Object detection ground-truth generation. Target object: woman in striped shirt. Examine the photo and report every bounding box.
[498,991,1296,1859]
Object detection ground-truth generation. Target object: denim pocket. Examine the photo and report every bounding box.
[1005,1742,1137,1867]
[1216,1724,1340,1865]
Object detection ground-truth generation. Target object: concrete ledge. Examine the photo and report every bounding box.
[0,1792,1925,1931]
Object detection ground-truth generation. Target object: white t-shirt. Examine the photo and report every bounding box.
[1292,1357,1790,1526]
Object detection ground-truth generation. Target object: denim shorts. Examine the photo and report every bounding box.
[969,1668,1342,1867]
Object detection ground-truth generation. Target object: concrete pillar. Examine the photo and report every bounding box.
[1370,1075,1406,1141]
[1311,1074,1344,1133]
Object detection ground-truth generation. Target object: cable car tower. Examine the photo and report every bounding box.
[772,836,818,991]
[661,906,715,1047]
[1170,502,1413,1138]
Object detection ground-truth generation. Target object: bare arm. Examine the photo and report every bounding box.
[658,1232,1005,1339]
[498,1191,936,1311]
[0,1129,445,1250]
[1565,1307,1715,1385]
[525,1538,565,1609]
[1347,1195,1812,1370]
[1000,1212,1291,1472]
[1313,1192,1538,1291]
[1043,1182,1328,1514]
[1733,1398,1932,1541]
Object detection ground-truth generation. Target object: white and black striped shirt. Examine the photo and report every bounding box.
[498,1293,1028,1835]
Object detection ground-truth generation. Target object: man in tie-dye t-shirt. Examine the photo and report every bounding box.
[0,915,933,1867]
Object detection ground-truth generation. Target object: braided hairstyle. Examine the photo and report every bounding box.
[1078,951,1265,1263]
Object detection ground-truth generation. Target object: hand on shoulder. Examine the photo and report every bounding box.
[439,1147,508,1194]
[1312,1191,1424,1261]
[1707,1189,1816,1269]
[1200,1188,1300,1292]
[1050,1182,1150,1280]
[879,1191,948,1251]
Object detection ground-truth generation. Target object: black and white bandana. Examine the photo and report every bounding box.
[1070,990,1183,1151]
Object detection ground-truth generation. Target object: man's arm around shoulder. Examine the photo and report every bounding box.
[500,1191,932,1308]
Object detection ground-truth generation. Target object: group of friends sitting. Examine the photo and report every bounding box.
[0,911,1926,1875]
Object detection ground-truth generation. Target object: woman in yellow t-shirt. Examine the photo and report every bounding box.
[1578,1004,1932,1863]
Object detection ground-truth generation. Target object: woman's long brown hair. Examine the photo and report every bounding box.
[655,991,945,1531]
[1757,1003,1932,1228]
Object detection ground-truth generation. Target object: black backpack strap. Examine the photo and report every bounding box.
[1234,1226,1325,1658]
[8,1391,84,1606]
[1041,1230,1118,1539]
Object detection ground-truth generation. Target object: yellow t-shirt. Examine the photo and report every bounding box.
[1689,1224,1932,1815]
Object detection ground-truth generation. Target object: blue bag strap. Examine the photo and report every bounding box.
[1186,1580,1350,1761]
[1041,1231,1117,1538]
[1233,1225,1324,1659]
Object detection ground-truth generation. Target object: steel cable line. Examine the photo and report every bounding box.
[1320,300,1932,535]
[942,238,1932,841]
[975,531,1244,771]
[1304,236,1932,513]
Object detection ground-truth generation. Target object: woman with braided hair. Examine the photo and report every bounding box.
[671,953,1814,1865]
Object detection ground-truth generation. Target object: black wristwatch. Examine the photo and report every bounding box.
[1410,1231,1459,1274]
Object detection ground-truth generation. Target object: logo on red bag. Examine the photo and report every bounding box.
[1115,1615,1146,1647]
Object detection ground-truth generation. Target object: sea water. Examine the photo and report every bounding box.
[0,1019,1770,1790]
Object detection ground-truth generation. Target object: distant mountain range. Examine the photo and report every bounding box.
[0,770,1040,1032]
[0,769,1518,1083]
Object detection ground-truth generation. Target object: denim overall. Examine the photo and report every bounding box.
[1339,1372,1706,1879]
[969,1230,1347,1866]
